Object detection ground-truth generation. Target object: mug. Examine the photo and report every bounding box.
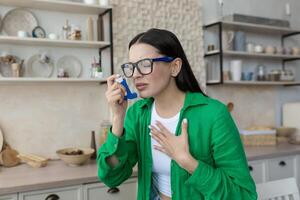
[246,43,255,53]
[254,45,264,53]
[17,30,28,38]
[48,33,58,40]
[230,60,242,81]
[292,47,300,56]
[222,31,234,50]
[265,46,275,54]
[233,31,246,51]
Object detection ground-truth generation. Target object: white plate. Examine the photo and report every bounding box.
[27,54,54,78]
[56,55,82,78]
[1,8,38,36]
[0,125,3,152]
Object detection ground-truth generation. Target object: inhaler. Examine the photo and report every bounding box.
[115,74,138,100]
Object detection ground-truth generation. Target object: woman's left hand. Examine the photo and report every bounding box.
[150,119,198,173]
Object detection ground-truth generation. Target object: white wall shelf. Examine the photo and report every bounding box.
[224,51,300,59]
[0,78,107,83]
[223,81,300,86]
[0,36,110,49]
[0,0,112,15]
[205,21,300,35]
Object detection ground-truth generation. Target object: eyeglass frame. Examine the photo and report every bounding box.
[120,56,175,78]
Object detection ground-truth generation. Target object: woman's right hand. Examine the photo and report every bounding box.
[106,75,128,136]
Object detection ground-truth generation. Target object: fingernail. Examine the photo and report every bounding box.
[149,132,152,136]
[183,118,188,123]
[148,125,152,129]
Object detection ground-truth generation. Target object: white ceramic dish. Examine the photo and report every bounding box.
[27,54,54,78]
[56,55,82,78]
[1,8,38,36]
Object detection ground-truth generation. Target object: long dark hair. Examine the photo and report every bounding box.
[129,28,206,95]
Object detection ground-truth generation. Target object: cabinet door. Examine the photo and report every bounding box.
[18,185,82,200]
[0,194,18,200]
[267,156,296,181]
[84,178,137,200]
[248,160,265,183]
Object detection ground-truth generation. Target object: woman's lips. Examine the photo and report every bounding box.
[135,83,148,91]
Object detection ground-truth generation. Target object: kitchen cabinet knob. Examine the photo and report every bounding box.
[279,161,286,166]
[107,187,120,194]
[45,194,60,200]
[248,165,253,171]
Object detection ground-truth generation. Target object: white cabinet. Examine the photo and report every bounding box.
[18,185,82,200]
[249,155,299,186]
[248,160,266,183]
[0,194,18,200]
[83,178,137,200]
[267,156,296,181]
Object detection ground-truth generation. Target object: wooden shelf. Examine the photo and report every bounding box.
[223,81,300,86]
[0,78,107,83]
[0,0,111,15]
[0,36,110,48]
[205,21,300,35]
[223,50,300,59]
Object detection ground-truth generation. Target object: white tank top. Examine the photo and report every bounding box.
[151,101,180,197]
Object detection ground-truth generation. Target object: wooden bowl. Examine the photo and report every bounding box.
[56,148,94,166]
[276,127,296,137]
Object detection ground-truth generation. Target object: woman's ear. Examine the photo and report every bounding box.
[171,58,182,77]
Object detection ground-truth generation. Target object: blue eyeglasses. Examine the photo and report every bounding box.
[121,56,175,78]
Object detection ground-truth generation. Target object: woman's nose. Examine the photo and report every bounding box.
[132,67,142,78]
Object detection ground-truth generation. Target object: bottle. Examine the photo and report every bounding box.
[87,16,94,41]
[90,131,97,160]
[62,20,71,40]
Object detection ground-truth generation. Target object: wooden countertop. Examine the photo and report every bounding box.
[1,142,300,195]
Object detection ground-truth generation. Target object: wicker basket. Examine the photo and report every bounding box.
[240,129,277,146]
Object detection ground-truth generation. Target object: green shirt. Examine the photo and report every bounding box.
[97,92,257,200]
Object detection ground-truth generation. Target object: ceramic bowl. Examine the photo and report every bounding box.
[56,147,94,166]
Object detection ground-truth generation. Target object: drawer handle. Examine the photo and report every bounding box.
[45,194,60,200]
[279,161,286,167]
[248,165,253,171]
[107,187,120,194]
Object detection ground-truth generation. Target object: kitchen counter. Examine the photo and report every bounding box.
[245,141,300,161]
[1,142,300,195]
[0,160,137,195]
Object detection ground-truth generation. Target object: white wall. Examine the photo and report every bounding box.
[202,0,300,128]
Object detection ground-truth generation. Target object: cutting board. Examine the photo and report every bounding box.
[283,102,300,131]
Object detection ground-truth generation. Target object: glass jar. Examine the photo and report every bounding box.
[99,120,111,147]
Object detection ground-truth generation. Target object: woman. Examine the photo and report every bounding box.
[97,28,257,200]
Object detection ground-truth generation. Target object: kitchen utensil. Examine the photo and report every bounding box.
[56,147,94,166]
[27,54,54,78]
[1,8,38,36]
[56,55,82,78]
[230,60,242,81]
[0,55,21,77]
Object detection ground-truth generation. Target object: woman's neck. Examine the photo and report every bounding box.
[154,82,186,118]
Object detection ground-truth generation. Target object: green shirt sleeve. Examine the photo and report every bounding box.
[97,106,138,188]
[185,105,257,199]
